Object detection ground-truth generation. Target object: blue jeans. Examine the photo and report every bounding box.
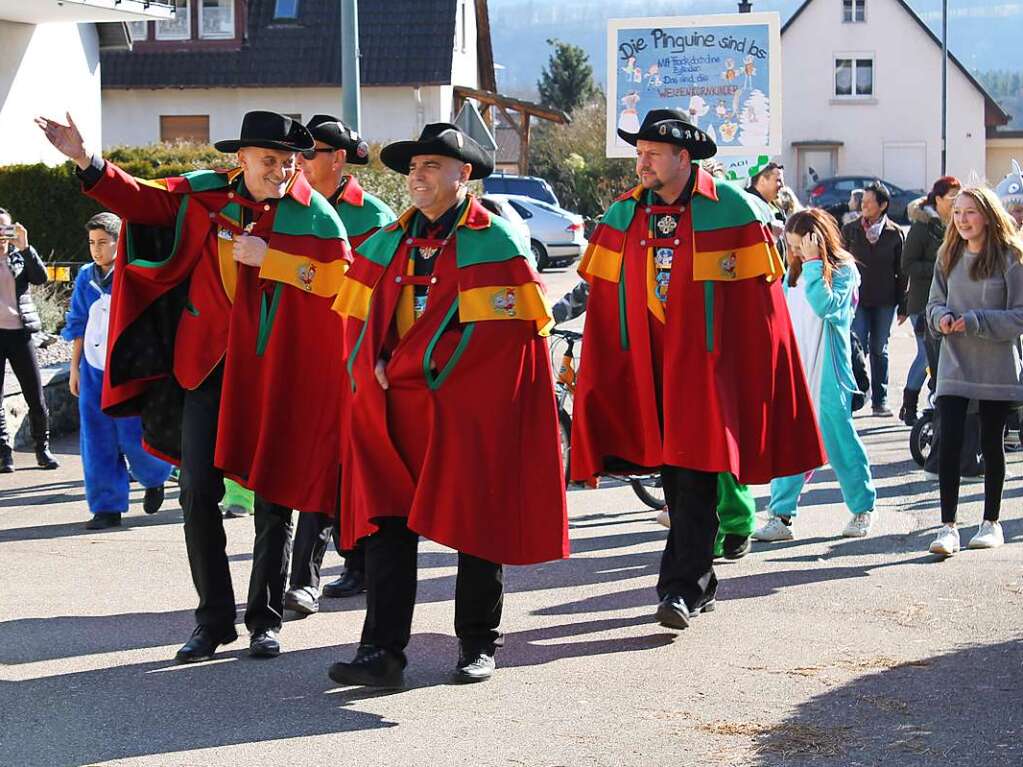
[906,313,928,392]
[852,304,896,408]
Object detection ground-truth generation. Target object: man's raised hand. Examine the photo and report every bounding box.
[35,113,90,169]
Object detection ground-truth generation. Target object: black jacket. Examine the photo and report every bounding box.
[901,197,946,316]
[842,217,907,314]
[2,245,47,334]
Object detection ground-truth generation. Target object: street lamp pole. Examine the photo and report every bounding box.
[341,0,362,132]
[941,0,948,175]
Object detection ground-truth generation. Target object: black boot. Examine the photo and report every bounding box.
[29,412,58,470]
[0,443,13,473]
[899,389,920,427]
[35,440,58,470]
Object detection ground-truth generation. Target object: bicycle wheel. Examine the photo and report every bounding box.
[909,411,934,468]
[559,409,572,483]
[631,474,664,509]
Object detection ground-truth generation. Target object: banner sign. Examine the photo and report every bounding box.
[606,13,782,159]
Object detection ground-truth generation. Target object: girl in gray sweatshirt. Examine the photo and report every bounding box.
[926,186,1023,556]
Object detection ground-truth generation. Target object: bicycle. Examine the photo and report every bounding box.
[550,327,665,509]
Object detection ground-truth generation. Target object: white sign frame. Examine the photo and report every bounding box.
[606,12,782,159]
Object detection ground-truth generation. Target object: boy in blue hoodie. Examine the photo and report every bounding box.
[64,212,172,529]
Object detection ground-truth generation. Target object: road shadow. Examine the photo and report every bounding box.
[0,645,396,767]
[748,639,1023,766]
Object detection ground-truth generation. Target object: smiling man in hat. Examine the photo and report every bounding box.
[570,108,824,629]
[37,110,350,662]
[281,115,397,616]
[328,123,568,687]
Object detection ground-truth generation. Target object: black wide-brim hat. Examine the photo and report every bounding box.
[618,107,717,160]
[214,110,314,153]
[306,114,370,165]
[380,122,494,180]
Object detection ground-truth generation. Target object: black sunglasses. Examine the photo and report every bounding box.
[301,147,337,160]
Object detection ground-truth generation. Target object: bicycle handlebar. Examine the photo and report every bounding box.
[550,328,583,341]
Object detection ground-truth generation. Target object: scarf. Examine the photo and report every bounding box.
[862,214,887,245]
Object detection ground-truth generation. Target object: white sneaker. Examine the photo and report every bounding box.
[929,525,961,556]
[655,508,670,528]
[752,517,794,542]
[842,512,873,538]
[968,520,1004,549]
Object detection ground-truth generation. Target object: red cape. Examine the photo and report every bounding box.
[90,161,349,513]
[571,179,824,485]
[336,200,569,564]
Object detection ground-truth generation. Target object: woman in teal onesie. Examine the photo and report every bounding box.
[755,209,877,542]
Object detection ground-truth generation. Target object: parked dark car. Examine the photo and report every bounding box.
[482,172,560,207]
[807,176,922,224]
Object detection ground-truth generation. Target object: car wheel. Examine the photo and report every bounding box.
[531,239,549,271]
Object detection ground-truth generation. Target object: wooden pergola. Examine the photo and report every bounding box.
[453,85,570,175]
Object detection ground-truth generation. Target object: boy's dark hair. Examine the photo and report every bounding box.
[85,212,121,239]
[864,180,891,212]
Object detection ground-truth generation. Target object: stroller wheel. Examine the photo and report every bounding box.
[910,410,935,468]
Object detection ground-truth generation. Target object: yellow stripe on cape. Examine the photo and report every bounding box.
[579,242,624,284]
[259,249,348,297]
[216,239,238,302]
[459,283,554,335]
[693,241,784,283]
[332,274,373,321]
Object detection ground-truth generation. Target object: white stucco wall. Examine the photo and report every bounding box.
[781,0,988,194]
[0,22,101,166]
[987,137,1023,186]
[444,0,480,120]
[100,84,460,148]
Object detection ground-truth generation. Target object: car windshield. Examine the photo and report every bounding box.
[486,177,558,205]
[507,199,534,219]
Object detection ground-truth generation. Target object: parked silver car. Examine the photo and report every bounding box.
[487,194,586,271]
[479,194,533,264]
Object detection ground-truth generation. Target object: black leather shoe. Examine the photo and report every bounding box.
[85,513,121,530]
[35,445,58,470]
[328,645,405,688]
[175,625,238,663]
[655,595,692,630]
[322,569,366,598]
[687,598,716,617]
[453,649,496,683]
[722,534,751,560]
[0,447,13,473]
[143,485,165,514]
[249,629,281,658]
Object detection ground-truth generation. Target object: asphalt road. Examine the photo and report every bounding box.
[0,269,1020,767]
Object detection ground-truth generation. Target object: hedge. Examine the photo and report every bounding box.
[0,142,413,263]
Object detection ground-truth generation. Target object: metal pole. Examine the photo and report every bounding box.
[941,0,947,175]
[341,0,362,132]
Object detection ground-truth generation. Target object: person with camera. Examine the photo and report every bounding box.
[0,208,59,472]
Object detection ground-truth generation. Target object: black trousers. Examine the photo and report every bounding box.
[658,465,719,608]
[179,365,294,634]
[288,511,366,590]
[361,517,503,662]
[0,328,48,448]
[938,396,1011,525]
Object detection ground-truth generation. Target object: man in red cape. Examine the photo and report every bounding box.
[38,111,350,661]
[283,114,397,616]
[329,123,568,687]
[571,109,824,629]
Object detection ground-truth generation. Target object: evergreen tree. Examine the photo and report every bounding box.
[537,38,599,113]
